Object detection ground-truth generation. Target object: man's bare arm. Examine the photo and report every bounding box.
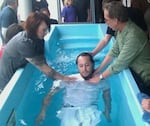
[36,86,60,123]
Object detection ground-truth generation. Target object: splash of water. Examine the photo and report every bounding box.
[34,74,48,94]
[19,119,27,126]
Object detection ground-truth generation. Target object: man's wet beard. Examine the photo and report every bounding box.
[81,69,94,80]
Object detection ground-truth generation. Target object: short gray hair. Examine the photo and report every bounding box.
[103,1,128,22]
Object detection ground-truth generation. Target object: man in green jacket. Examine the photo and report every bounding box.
[89,1,150,112]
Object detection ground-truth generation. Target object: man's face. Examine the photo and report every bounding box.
[77,56,94,80]
[104,9,118,31]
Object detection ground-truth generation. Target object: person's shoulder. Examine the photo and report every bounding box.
[2,6,8,10]
[62,6,67,13]
[127,20,145,34]
[0,6,9,14]
[5,24,24,43]
[4,6,13,13]
[69,73,84,81]
[69,73,80,77]
[14,31,33,47]
[63,6,68,10]
[16,31,27,39]
[1,6,14,17]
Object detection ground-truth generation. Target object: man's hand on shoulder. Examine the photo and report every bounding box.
[88,75,101,84]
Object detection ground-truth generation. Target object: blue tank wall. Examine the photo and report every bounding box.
[0,24,149,126]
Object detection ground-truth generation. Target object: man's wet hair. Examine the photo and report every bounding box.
[76,52,94,65]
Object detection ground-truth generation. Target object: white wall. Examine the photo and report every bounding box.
[47,0,59,20]
[122,0,131,7]
[18,0,32,21]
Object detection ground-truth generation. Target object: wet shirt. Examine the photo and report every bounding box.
[61,6,77,22]
[53,74,109,107]
[0,31,44,89]
[108,20,150,85]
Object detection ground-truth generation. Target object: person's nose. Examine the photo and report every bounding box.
[83,65,87,71]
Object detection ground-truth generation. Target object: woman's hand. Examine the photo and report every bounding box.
[141,99,150,112]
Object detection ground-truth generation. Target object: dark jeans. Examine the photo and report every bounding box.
[130,68,150,96]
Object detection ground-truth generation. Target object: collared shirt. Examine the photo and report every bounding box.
[108,20,150,85]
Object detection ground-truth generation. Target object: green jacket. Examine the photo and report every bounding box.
[108,20,150,85]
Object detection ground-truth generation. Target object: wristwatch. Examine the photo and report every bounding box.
[99,74,104,80]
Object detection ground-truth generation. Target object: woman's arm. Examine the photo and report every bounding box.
[26,55,74,81]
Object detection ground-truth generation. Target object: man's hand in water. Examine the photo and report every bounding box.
[35,86,60,124]
[36,110,46,124]
[36,95,51,124]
